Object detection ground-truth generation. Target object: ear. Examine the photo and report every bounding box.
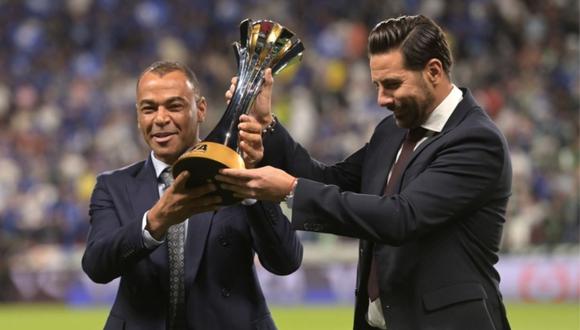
[195,96,207,123]
[424,58,444,85]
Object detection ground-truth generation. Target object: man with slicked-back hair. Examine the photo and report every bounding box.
[218,15,512,330]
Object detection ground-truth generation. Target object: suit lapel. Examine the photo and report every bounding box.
[394,88,478,192]
[184,211,213,295]
[438,88,476,133]
[127,157,159,219]
[127,156,168,284]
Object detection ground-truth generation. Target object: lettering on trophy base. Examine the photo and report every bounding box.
[173,18,304,205]
[173,142,245,205]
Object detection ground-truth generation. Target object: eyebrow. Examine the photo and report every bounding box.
[377,78,402,84]
[137,96,189,107]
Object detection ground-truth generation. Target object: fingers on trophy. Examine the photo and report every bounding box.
[172,19,304,205]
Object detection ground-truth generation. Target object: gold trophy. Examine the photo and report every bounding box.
[173,19,304,205]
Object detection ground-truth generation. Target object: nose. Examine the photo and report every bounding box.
[377,87,394,109]
[154,106,170,125]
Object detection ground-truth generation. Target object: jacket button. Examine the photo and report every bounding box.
[221,288,231,297]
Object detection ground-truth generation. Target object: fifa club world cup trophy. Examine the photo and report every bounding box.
[173,19,304,205]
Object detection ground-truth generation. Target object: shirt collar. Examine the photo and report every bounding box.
[150,151,171,179]
[421,84,463,133]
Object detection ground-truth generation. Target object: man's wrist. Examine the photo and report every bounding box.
[261,114,277,134]
[145,211,168,241]
[142,211,165,248]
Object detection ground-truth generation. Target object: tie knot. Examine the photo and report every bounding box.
[406,127,427,143]
[159,167,174,189]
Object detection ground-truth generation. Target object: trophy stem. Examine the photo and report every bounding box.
[204,94,242,150]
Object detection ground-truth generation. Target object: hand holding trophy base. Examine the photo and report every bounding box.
[173,142,245,205]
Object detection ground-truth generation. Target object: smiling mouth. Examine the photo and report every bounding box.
[152,132,176,143]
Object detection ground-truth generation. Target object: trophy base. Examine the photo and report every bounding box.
[173,142,245,206]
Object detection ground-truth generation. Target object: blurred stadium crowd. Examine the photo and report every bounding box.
[0,0,577,302]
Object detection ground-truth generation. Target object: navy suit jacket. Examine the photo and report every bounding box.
[262,89,512,330]
[82,156,303,330]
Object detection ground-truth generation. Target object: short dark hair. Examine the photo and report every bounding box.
[368,15,453,76]
[137,60,201,95]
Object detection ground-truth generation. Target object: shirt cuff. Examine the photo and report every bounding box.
[241,198,257,206]
[284,178,298,209]
[142,211,165,249]
[367,298,387,329]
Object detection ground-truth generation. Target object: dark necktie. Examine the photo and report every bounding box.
[160,168,186,329]
[367,127,427,301]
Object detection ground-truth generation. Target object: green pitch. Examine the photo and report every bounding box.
[0,303,577,329]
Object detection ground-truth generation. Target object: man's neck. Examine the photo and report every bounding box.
[433,82,454,107]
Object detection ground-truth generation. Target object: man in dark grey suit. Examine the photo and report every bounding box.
[82,61,303,329]
[217,15,512,330]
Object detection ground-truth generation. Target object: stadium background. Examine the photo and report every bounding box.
[0,0,577,329]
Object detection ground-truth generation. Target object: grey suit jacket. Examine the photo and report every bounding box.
[262,88,511,330]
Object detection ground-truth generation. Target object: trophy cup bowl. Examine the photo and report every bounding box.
[172,19,304,205]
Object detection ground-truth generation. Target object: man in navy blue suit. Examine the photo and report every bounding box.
[82,61,303,330]
[218,15,512,330]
